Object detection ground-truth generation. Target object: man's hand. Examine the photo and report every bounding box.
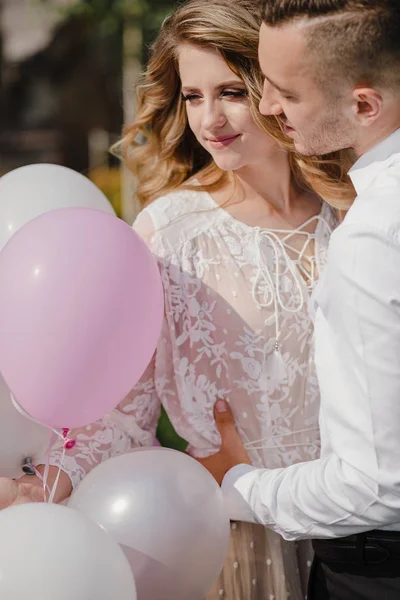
[195,400,251,485]
[0,477,44,510]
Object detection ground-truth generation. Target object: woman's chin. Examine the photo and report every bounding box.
[212,157,245,172]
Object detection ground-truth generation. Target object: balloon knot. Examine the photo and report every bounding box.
[61,428,76,450]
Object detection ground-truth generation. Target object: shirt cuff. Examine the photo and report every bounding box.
[221,464,262,523]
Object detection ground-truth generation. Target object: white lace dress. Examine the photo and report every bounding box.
[50,188,336,600]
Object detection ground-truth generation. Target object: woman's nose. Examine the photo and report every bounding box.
[202,100,227,131]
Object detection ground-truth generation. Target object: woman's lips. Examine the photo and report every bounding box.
[207,134,240,149]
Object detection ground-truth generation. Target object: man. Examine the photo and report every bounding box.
[207,1,400,597]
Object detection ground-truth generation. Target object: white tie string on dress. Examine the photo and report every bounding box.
[250,214,333,350]
[244,215,331,452]
[251,227,306,352]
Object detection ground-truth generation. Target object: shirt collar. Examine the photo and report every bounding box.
[349,128,400,195]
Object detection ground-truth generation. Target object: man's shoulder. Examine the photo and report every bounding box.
[341,171,400,241]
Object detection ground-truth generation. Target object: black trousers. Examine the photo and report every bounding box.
[307,530,400,600]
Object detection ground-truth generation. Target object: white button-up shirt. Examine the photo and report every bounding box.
[222,128,400,540]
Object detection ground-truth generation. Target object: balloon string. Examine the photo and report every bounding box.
[42,432,56,500]
[30,464,51,500]
[47,449,65,504]
[28,436,66,503]
[11,395,76,502]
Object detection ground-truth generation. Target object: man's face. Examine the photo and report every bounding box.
[258,22,354,156]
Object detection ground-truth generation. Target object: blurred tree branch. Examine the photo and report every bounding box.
[32,0,174,220]
[34,0,172,38]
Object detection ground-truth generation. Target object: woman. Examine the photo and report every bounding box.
[18,1,355,598]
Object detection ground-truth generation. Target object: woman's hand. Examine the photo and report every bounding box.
[0,477,44,510]
[0,465,73,510]
[195,400,252,485]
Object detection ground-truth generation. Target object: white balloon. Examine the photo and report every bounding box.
[0,163,115,251]
[69,448,230,600]
[0,374,51,477]
[0,503,137,600]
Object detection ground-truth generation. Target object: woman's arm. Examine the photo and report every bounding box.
[0,356,161,509]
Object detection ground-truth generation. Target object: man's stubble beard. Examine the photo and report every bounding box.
[298,84,354,156]
[299,110,353,156]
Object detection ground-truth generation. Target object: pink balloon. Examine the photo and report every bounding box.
[0,207,163,429]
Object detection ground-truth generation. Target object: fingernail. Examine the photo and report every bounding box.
[215,400,228,413]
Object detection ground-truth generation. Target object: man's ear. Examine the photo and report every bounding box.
[351,87,383,126]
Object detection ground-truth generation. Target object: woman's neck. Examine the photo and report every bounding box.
[234,149,295,215]
[210,148,322,230]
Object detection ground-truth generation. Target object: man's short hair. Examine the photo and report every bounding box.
[261,0,400,91]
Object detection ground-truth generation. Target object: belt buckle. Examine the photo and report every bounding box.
[363,541,390,566]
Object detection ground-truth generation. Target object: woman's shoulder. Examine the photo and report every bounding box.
[133,187,217,250]
[143,187,214,227]
[137,187,218,235]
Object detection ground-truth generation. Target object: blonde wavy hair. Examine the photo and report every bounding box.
[117,0,355,210]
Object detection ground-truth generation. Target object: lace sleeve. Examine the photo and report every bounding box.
[47,355,161,489]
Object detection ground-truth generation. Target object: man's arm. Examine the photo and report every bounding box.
[220,223,400,540]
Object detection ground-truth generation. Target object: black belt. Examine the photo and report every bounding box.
[312,530,400,576]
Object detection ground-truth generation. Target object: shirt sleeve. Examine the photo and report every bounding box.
[222,222,400,540]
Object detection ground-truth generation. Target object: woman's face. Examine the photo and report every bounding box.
[178,44,278,172]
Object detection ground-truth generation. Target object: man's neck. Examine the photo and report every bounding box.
[354,119,400,158]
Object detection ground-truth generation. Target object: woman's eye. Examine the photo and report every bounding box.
[182,93,201,102]
[181,89,248,102]
[221,89,248,98]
